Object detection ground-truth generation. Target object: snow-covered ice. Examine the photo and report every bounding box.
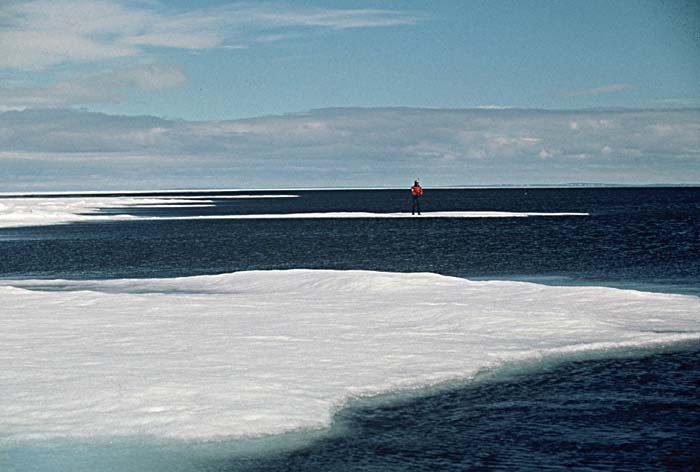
[154,211,589,220]
[1,270,698,441]
[0,195,588,228]
[0,197,205,228]
[196,195,299,199]
[0,196,294,228]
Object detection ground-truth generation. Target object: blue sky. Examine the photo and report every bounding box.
[0,0,699,190]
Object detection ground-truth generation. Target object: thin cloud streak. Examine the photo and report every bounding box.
[561,83,635,97]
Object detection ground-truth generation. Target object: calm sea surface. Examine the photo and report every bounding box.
[1,187,699,471]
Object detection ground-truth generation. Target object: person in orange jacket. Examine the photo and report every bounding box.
[410,180,423,215]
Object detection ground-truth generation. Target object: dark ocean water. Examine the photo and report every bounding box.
[2,187,699,294]
[229,346,700,472]
[1,187,699,471]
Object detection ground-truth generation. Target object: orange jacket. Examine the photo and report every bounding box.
[410,184,423,196]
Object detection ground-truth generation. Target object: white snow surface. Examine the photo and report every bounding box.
[1,270,698,441]
[0,197,204,228]
[0,196,291,228]
[0,195,587,228]
[201,195,299,199]
[155,211,588,220]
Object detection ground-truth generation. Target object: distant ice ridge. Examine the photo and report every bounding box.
[1,270,698,441]
[0,195,587,228]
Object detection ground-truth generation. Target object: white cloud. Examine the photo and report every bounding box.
[474,105,514,110]
[561,83,634,97]
[111,63,186,91]
[0,0,424,70]
[243,7,423,29]
[0,105,26,112]
[0,64,186,107]
[1,107,698,189]
[538,149,556,160]
[0,0,147,69]
[0,30,138,70]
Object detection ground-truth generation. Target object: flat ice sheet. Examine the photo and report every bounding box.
[197,195,299,199]
[1,270,698,441]
[154,211,588,220]
[0,195,588,228]
[0,196,292,228]
[0,197,202,228]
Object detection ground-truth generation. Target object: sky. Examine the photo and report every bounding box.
[0,0,699,190]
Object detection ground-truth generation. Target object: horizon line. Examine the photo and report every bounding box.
[1,183,699,197]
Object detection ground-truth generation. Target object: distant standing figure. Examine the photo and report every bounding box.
[410,180,423,215]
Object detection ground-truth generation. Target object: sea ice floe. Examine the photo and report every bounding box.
[1,270,697,441]
[156,211,588,219]
[0,195,588,228]
[0,197,208,228]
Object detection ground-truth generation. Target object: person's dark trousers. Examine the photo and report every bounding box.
[412,196,421,215]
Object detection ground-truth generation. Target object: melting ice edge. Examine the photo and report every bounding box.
[2,269,698,442]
